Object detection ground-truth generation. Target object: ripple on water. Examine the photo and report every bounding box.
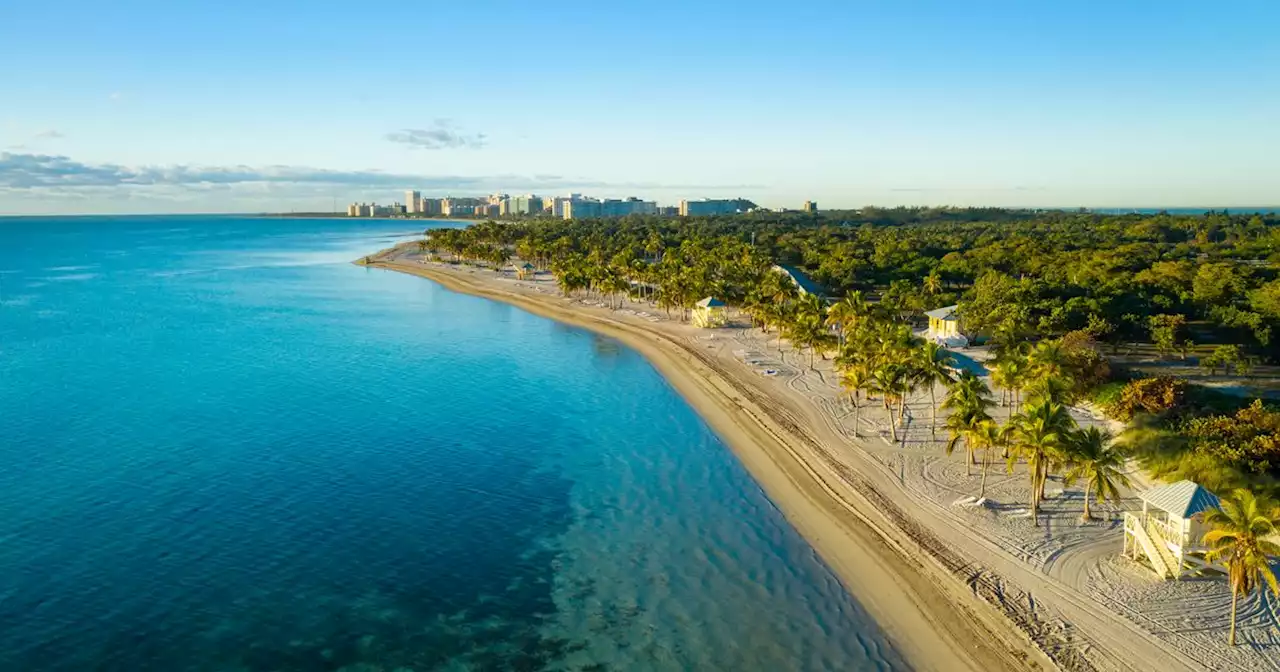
[0,216,903,672]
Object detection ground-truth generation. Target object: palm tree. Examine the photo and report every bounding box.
[1029,340,1071,382]
[971,420,1009,499]
[914,341,955,438]
[940,371,994,473]
[826,292,868,347]
[1062,427,1130,522]
[942,371,994,418]
[923,272,943,297]
[990,359,1015,407]
[1025,374,1072,405]
[840,363,872,438]
[871,363,909,443]
[1202,490,1280,645]
[1007,399,1075,526]
[943,409,989,475]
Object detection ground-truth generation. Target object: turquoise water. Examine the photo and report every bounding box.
[0,216,902,671]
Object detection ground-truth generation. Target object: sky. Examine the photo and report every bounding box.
[1,1,1277,215]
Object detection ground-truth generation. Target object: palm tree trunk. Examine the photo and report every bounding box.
[1082,481,1093,521]
[929,386,937,438]
[887,404,897,442]
[1031,489,1040,527]
[1229,585,1239,645]
[1030,463,1041,527]
[853,401,860,438]
[979,447,991,499]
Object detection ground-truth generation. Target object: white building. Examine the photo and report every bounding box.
[1123,480,1223,580]
[405,191,421,214]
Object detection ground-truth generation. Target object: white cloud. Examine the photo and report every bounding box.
[385,119,486,150]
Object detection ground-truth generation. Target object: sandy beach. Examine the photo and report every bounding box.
[359,243,1262,672]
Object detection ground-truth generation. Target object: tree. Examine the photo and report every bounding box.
[941,371,995,473]
[1149,314,1189,360]
[923,272,943,297]
[1008,399,1076,526]
[872,363,911,443]
[1062,427,1131,522]
[971,420,1009,499]
[1201,344,1244,376]
[1249,280,1280,321]
[1202,489,1280,646]
[943,407,990,475]
[841,363,872,438]
[914,341,955,438]
[826,292,868,347]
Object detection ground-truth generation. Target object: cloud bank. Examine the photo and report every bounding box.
[0,154,757,199]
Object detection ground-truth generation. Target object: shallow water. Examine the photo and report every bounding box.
[0,216,903,671]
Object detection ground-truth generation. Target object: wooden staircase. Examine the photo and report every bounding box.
[1126,512,1181,579]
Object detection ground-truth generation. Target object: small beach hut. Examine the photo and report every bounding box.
[692,297,727,328]
[516,262,536,280]
[925,305,967,346]
[1123,480,1222,579]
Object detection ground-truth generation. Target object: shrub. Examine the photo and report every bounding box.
[1105,376,1188,421]
[1182,400,1280,477]
[1090,381,1127,408]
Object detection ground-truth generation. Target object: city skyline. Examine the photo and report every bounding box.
[2,1,1278,215]
[345,192,765,219]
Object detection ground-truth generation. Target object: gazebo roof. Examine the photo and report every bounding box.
[520,262,535,269]
[925,305,959,321]
[696,297,726,308]
[1139,480,1220,519]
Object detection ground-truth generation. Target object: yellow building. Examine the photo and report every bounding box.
[925,305,963,342]
[692,297,727,328]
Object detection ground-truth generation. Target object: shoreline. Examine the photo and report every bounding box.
[357,249,1057,671]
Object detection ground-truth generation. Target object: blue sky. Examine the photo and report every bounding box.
[1,1,1277,214]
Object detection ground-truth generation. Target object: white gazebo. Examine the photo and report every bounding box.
[1123,480,1221,579]
[692,297,727,328]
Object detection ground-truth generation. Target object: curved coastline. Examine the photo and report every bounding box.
[357,247,1055,672]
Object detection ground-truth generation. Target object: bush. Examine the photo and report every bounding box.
[1105,376,1188,421]
[1182,400,1280,477]
[1090,381,1127,408]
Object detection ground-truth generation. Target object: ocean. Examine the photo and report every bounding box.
[0,216,900,671]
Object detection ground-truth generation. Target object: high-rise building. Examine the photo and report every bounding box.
[405,191,421,214]
[549,196,572,218]
[678,198,756,216]
[510,194,543,216]
[563,198,601,220]
[802,200,817,213]
[441,197,483,217]
[561,196,656,220]
[419,198,443,216]
[347,202,377,217]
